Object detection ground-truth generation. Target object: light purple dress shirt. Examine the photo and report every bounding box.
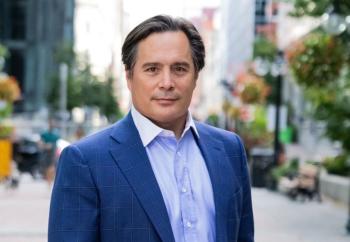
[131,106,216,242]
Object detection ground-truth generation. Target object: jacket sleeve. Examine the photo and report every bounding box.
[48,144,100,242]
[235,135,254,242]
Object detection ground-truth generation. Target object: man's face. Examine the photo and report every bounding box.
[127,31,197,128]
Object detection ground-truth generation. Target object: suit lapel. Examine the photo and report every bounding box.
[196,123,238,242]
[109,114,175,242]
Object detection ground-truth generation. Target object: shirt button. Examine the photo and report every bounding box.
[181,187,187,193]
[185,221,192,228]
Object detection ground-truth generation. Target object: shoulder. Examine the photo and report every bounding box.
[57,125,114,164]
[73,125,114,149]
[195,121,243,145]
[195,121,246,161]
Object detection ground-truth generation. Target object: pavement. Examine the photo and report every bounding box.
[253,188,349,242]
[0,175,50,242]
[0,175,349,242]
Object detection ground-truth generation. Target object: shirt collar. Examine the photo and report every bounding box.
[131,105,199,147]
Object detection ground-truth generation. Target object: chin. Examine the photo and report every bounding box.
[153,113,178,123]
[149,110,183,123]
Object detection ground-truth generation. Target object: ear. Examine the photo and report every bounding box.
[125,67,131,80]
[126,70,132,90]
[194,73,198,87]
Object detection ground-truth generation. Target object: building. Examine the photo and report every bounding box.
[74,0,128,112]
[255,0,278,41]
[188,8,222,120]
[0,0,74,112]
[75,0,122,76]
[220,0,255,83]
[210,0,255,128]
[255,0,268,30]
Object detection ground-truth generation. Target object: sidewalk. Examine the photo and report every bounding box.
[254,188,349,242]
[0,175,50,242]
[0,177,349,242]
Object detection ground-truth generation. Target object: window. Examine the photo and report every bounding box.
[6,49,25,92]
[0,1,7,40]
[255,0,267,26]
[0,0,27,41]
[10,0,27,40]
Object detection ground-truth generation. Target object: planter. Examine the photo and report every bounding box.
[0,139,12,178]
[320,170,350,205]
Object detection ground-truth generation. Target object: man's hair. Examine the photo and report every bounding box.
[122,15,205,75]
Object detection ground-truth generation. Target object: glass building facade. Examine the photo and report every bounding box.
[0,0,74,112]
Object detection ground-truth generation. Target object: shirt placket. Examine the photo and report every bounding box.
[174,140,198,242]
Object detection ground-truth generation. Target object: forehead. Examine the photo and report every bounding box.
[135,31,193,65]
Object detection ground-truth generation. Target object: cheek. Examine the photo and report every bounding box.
[133,83,154,101]
[183,83,196,98]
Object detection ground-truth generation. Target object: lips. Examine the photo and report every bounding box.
[156,98,177,101]
[154,98,177,105]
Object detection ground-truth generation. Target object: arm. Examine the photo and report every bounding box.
[235,135,254,242]
[48,145,100,242]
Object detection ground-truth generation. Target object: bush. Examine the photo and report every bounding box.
[323,155,350,176]
[206,113,219,127]
[271,158,299,182]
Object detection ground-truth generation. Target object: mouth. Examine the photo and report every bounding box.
[154,98,178,105]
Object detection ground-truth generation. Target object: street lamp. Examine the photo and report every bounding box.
[321,1,350,234]
[321,1,350,36]
[254,50,285,167]
[273,51,284,168]
[59,63,68,138]
[322,9,347,35]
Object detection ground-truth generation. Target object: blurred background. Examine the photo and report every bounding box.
[0,0,350,241]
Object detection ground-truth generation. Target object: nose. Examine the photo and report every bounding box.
[158,69,174,90]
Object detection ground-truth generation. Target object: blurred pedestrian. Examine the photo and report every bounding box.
[74,125,85,141]
[49,15,254,242]
[40,118,60,185]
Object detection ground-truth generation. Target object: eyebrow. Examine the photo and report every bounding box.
[172,62,191,68]
[141,63,160,69]
[141,62,191,69]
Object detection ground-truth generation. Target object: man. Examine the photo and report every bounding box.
[40,118,60,185]
[48,15,254,242]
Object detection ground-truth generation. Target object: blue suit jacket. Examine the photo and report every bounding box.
[48,113,254,242]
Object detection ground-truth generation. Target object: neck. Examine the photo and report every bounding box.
[152,116,187,139]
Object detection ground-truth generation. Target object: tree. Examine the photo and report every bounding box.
[287,0,350,167]
[47,43,122,122]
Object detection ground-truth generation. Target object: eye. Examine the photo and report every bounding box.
[173,66,188,74]
[176,67,186,72]
[145,67,158,73]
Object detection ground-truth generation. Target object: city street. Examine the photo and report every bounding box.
[2,1,350,242]
[0,176,349,242]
